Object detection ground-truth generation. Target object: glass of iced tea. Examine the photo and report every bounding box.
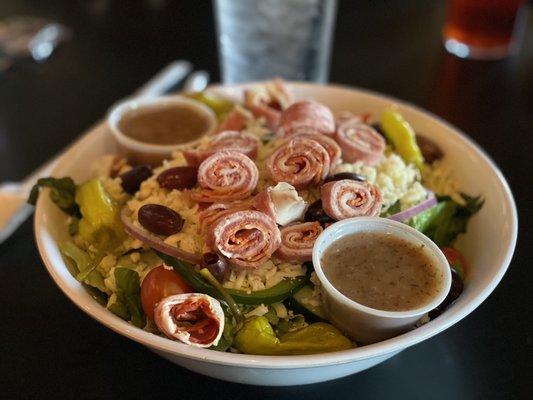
[443,0,528,59]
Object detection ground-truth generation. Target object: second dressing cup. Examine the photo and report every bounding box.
[312,217,452,344]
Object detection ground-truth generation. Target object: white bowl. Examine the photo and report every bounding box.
[34,82,518,386]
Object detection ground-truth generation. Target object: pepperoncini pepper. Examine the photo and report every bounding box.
[185,91,235,121]
[380,108,425,169]
[75,178,125,249]
[234,316,353,355]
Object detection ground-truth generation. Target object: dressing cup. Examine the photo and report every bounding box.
[312,217,452,344]
[107,96,217,165]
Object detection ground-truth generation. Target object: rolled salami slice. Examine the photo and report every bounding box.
[335,119,385,165]
[197,200,253,234]
[266,137,330,189]
[207,210,281,270]
[244,78,293,129]
[294,133,342,167]
[274,222,323,264]
[334,111,371,127]
[215,106,253,133]
[277,101,336,138]
[321,179,382,220]
[191,150,258,203]
[154,293,224,348]
[183,130,260,166]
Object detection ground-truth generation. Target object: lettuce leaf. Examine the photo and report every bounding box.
[59,241,107,293]
[407,194,484,247]
[114,268,145,328]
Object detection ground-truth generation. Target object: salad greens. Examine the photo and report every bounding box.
[113,268,145,328]
[60,242,106,292]
[28,177,80,217]
[407,193,484,247]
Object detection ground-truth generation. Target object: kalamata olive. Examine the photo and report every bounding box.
[303,261,314,272]
[157,166,198,190]
[304,199,335,225]
[416,134,444,164]
[428,268,464,319]
[120,165,153,194]
[324,172,366,183]
[138,204,184,236]
[370,123,386,137]
[200,252,229,281]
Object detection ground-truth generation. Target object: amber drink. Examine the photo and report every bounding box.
[443,0,527,59]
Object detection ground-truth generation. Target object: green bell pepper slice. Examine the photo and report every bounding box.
[380,108,425,169]
[234,316,353,355]
[157,252,308,305]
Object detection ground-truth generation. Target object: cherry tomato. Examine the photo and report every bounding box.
[141,265,193,320]
[441,247,468,279]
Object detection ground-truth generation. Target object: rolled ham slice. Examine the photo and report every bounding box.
[191,150,258,203]
[207,210,281,270]
[277,101,336,138]
[335,111,371,127]
[154,293,224,348]
[197,200,253,234]
[244,78,293,129]
[275,222,323,264]
[336,119,385,165]
[293,133,342,167]
[183,131,260,166]
[266,137,330,189]
[321,179,382,220]
[215,106,253,133]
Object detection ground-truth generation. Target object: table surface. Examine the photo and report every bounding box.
[1,1,531,399]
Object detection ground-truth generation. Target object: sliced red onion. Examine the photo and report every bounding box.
[387,191,437,222]
[120,206,202,265]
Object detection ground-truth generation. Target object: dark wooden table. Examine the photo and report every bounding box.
[1,1,531,399]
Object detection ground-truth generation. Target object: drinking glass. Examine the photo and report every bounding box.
[213,0,337,83]
[443,0,528,60]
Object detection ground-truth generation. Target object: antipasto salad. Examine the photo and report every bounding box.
[30,80,483,354]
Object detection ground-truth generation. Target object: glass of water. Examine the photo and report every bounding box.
[213,0,338,84]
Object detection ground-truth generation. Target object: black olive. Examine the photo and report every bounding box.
[370,123,386,137]
[324,172,366,183]
[303,261,315,272]
[416,134,444,164]
[138,204,184,236]
[429,268,464,320]
[200,252,229,281]
[157,166,198,190]
[120,165,153,194]
[304,200,335,225]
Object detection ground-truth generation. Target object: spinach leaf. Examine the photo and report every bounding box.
[28,177,81,217]
[108,295,131,320]
[114,268,145,328]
